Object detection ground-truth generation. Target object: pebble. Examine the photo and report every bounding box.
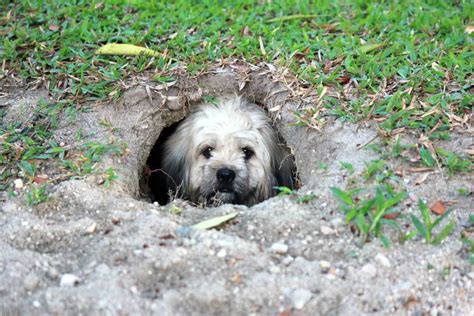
[320,225,336,235]
[85,222,97,235]
[361,263,377,278]
[467,272,474,280]
[166,96,184,111]
[14,179,24,189]
[23,273,40,291]
[217,249,227,258]
[375,254,391,268]
[60,274,80,287]
[329,217,344,228]
[291,288,313,309]
[46,268,59,280]
[270,242,289,254]
[319,260,331,273]
[281,256,294,266]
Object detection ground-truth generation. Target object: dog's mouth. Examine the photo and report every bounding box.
[207,188,238,205]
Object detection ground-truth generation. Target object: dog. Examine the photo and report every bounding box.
[160,96,295,206]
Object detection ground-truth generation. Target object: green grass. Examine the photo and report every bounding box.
[1,1,473,199]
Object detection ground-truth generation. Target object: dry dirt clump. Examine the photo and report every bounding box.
[1,66,473,315]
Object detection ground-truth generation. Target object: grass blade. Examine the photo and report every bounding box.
[432,220,456,245]
[330,187,353,206]
[267,14,317,23]
[410,214,427,239]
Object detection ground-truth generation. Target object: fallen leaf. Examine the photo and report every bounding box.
[95,43,160,57]
[383,212,400,220]
[33,175,49,184]
[323,60,332,74]
[408,167,433,173]
[336,74,351,84]
[465,26,474,34]
[414,173,429,185]
[294,47,310,62]
[464,148,474,155]
[267,14,317,23]
[192,212,239,230]
[359,43,386,54]
[49,24,60,31]
[241,26,252,36]
[430,200,446,215]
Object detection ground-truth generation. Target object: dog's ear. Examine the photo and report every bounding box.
[272,144,296,189]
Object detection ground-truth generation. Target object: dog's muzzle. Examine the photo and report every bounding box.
[209,168,238,204]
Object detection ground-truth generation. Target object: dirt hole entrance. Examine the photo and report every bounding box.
[140,98,298,207]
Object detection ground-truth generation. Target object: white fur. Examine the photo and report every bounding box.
[161,97,294,206]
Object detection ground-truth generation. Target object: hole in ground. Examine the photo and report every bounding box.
[140,97,298,207]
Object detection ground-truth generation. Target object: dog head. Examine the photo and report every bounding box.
[161,97,294,206]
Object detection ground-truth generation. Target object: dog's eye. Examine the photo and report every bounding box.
[201,146,213,159]
[242,147,254,160]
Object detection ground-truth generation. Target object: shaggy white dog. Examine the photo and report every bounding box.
[161,97,294,206]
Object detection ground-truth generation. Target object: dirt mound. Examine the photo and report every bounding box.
[1,67,472,315]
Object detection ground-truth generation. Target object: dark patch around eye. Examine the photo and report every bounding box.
[201,146,213,159]
[242,147,255,160]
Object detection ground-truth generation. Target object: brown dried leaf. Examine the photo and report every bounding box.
[414,173,429,185]
[294,47,310,62]
[430,200,446,215]
[49,24,60,31]
[465,25,474,34]
[241,26,252,36]
[383,212,400,220]
[408,167,433,173]
[33,175,49,184]
[336,74,351,84]
[323,60,332,74]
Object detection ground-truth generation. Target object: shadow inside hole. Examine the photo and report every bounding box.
[141,120,183,205]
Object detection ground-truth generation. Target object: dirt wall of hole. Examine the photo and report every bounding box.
[62,70,317,200]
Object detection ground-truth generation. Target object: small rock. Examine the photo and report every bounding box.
[1,201,18,213]
[217,249,227,258]
[319,260,331,273]
[291,288,313,309]
[23,273,40,291]
[320,225,336,235]
[375,254,391,268]
[166,96,184,111]
[33,301,41,308]
[85,222,97,235]
[361,263,377,278]
[281,256,294,266]
[46,268,59,280]
[329,217,344,228]
[467,272,474,280]
[14,179,24,189]
[95,263,111,275]
[60,274,80,287]
[270,242,288,254]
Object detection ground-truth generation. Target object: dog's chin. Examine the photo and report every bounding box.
[208,190,238,206]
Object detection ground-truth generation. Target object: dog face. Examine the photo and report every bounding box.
[161,97,294,206]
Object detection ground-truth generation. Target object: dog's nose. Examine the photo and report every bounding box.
[216,168,235,183]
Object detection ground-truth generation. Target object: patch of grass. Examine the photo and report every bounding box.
[339,162,355,175]
[1,98,126,203]
[1,0,472,130]
[435,148,472,175]
[409,200,456,245]
[331,185,407,247]
[275,186,316,204]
